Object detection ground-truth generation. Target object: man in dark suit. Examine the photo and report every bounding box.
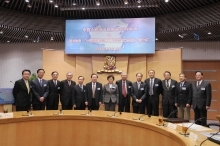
[145,70,162,116]
[46,71,60,110]
[73,76,88,110]
[131,73,147,114]
[13,69,31,111]
[175,73,192,120]
[86,73,102,110]
[116,72,132,112]
[192,71,212,126]
[31,69,49,110]
[60,72,76,110]
[161,71,177,118]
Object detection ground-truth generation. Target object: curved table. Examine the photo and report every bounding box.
[0,111,218,146]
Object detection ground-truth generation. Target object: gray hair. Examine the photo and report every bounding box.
[66,72,73,76]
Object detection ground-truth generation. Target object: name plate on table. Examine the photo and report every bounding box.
[167,123,177,130]
[0,113,13,118]
[189,132,199,141]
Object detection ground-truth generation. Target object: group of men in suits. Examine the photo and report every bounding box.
[13,69,211,126]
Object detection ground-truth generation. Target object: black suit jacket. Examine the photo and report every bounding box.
[116,80,132,104]
[144,78,162,102]
[192,80,212,110]
[31,78,49,104]
[72,84,87,107]
[86,82,103,106]
[175,81,192,107]
[12,78,31,107]
[161,79,177,105]
[131,82,147,106]
[60,80,76,105]
[47,79,60,106]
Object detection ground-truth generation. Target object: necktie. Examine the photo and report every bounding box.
[180,82,183,91]
[138,82,140,90]
[166,80,169,89]
[54,80,57,86]
[123,81,127,97]
[149,79,153,95]
[80,85,83,92]
[68,81,71,86]
[197,81,200,89]
[40,79,42,87]
[26,81,30,94]
[92,83,96,98]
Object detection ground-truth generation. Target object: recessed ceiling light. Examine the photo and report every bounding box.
[33,40,36,43]
[96,1,100,6]
[51,37,54,41]
[4,0,10,3]
[138,5,141,8]
[73,3,76,6]
[25,35,28,38]
[207,32,212,35]
[137,0,141,3]
[25,0,29,3]
[54,4,58,7]
[0,31,3,34]
[124,0,128,4]
[165,0,169,2]
[156,38,158,41]
[82,7,85,10]
[27,4,32,8]
[7,40,10,43]
[49,0,53,3]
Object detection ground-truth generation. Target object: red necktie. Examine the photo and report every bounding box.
[123,81,127,97]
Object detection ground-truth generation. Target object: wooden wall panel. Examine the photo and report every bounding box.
[183,61,219,120]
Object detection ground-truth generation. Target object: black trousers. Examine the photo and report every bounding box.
[118,96,130,112]
[194,106,207,126]
[46,104,59,110]
[74,101,86,110]
[147,95,159,116]
[16,105,30,111]
[88,98,99,110]
[162,104,176,118]
[133,105,145,114]
[33,104,45,110]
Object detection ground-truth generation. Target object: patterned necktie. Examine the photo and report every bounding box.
[123,81,127,97]
[26,81,30,94]
[180,82,183,91]
[197,81,200,89]
[149,79,153,95]
[166,80,169,89]
[92,83,96,98]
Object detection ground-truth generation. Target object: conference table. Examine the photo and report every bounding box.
[0,110,218,146]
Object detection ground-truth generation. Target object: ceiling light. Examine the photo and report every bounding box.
[0,31,3,34]
[165,0,169,2]
[49,0,53,3]
[82,7,85,10]
[25,0,29,2]
[96,1,100,6]
[7,40,10,43]
[155,38,158,41]
[25,35,28,38]
[4,0,10,3]
[54,4,58,7]
[178,34,184,38]
[51,37,54,41]
[33,40,36,43]
[207,32,212,35]
[73,3,76,6]
[137,0,141,3]
[27,4,32,8]
[138,5,141,8]
[124,0,128,4]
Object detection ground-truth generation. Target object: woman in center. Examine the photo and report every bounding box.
[103,75,119,111]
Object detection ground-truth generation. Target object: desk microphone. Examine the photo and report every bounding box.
[53,109,63,115]
[133,114,151,121]
[22,110,33,116]
[183,117,206,136]
[200,130,220,146]
[107,111,122,117]
[163,110,178,126]
[10,81,15,85]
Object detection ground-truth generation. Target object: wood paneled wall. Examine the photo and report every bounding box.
[183,61,219,120]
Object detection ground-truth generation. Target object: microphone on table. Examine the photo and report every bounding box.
[22,110,33,116]
[107,111,122,117]
[200,130,220,146]
[86,109,92,115]
[133,114,151,121]
[162,110,178,126]
[183,117,206,136]
[53,109,63,115]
